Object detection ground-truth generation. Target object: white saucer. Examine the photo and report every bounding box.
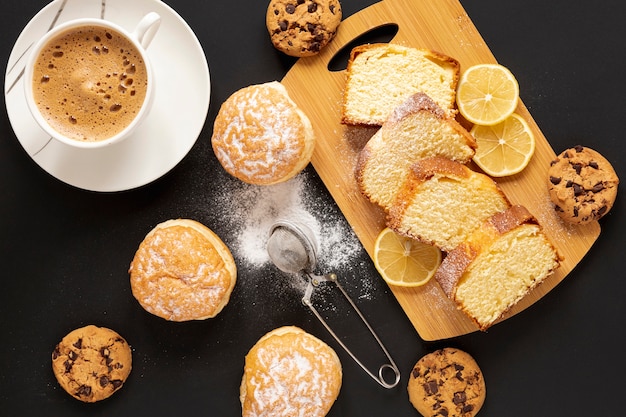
[4,0,210,192]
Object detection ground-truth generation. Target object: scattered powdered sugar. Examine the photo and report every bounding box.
[213,170,371,300]
[221,173,361,269]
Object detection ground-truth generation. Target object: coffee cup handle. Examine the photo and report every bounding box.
[133,12,161,49]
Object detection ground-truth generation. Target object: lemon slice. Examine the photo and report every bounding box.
[457,63,520,126]
[373,228,442,287]
[470,113,536,177]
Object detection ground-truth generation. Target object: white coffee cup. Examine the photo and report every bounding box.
[24,12,161,149]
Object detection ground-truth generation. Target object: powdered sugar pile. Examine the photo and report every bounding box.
[214,173,354,270]
[213,170,373,300]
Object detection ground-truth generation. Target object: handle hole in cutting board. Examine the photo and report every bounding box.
[327,23,399,72]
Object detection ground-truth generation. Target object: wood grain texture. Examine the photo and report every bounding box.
[281,0,600,340]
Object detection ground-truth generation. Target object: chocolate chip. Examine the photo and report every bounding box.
[589,161,599,169]
[564,151,572,158]
[64,360,73,373]
[455,370,464,381]
[110,379,123,389]
[308,2,318,13]
[412,368,420,378]
[52,346,60,360]
[68,350,78,361]
[597,205,608,216]
[574,145,584,152]
[573,206,579,217]
[573,183,583,196]
[308,42,321,52]
[285,4,296,13]
[572,162,583,175]
[437,409,449,417]
[555,205,564,212]
[424,380,439,395]
[549,176,561,185]
[592,183,605,193]
[453,391,467,404]
[73,339,82,349]
[297,0,304,3]
[274,9,279,15]
[100,376,110,387]
[330,4,336,13]
[462,404,475,413]
[76,385,92,397]
[279,20,288,31]
[100,347,110,358]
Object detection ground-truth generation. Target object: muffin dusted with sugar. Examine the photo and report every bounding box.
[129,219,236,322]
[240,326,342,417]
[212,81,315,185]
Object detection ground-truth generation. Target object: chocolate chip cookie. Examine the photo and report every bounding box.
[408,348,486,417]
[266,0,342,57]
[52,325,132,402]
[548,145,619,224]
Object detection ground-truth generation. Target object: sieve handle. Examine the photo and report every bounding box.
[302,273,401,389]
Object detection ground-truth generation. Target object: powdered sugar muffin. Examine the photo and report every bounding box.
[211,81,315,185]
[129,219,236,321]
[240,326,342,417]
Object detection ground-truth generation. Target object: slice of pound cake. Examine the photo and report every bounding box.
[387,156,510,252]
[356,93,476,210]
[341,43,460,125]
[435,205,561,330]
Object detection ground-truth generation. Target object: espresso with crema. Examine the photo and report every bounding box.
[32,25,148,142]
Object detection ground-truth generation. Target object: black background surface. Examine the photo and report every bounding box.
[1,0,624,416]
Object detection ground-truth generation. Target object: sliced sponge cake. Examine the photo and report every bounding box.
[341,43,460,125]
[386,157,510,252]
[435,205,561,330]
[356,93,476,210]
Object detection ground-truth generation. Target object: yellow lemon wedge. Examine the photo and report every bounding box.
[470,113,536,177]
[373,228,442,287]
[457,63,520,126]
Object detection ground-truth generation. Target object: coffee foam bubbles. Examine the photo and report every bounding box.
[33,25,148,142]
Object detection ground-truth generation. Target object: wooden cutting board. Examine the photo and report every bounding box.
[281,0,601,340]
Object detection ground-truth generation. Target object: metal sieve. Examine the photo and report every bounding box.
[267,219,401,389]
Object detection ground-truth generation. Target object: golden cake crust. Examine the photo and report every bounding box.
[341,43,460,126]
[435,205,536,298]
[387,156,510,251]
[129,219,236,321]
[435,205,562,330]
[355,93,476,209]
[240,326,342,417]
